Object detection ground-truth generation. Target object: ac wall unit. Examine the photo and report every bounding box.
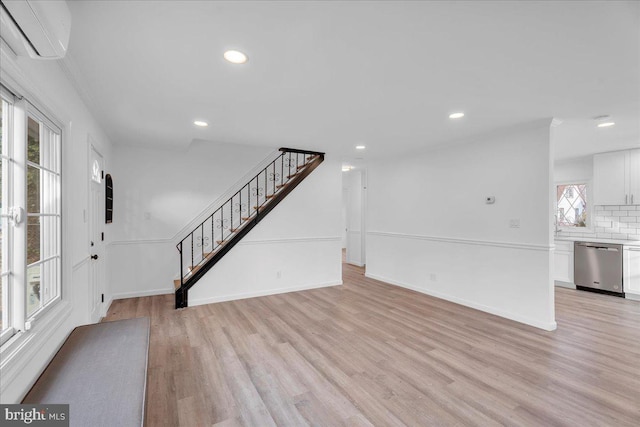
[0,0,71,59]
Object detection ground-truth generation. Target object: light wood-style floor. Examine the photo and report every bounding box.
[105,263,640,426]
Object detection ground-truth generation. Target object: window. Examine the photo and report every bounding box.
[556,183,588,227]
[1,85,61,346]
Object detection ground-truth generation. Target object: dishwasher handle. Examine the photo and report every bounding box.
[586,246,619,251]
[575,242,622,252]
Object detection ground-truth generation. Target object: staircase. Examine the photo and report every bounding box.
[174,147,325,308]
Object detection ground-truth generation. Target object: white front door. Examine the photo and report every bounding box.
[89,144,105,322]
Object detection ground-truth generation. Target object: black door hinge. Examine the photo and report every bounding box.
[101,232,104,241]
[101,293,104,303]
[101,170,104,179]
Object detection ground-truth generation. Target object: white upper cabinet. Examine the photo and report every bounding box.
[594,149,640,205]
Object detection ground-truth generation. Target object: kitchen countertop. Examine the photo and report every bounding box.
[555,236,640,246]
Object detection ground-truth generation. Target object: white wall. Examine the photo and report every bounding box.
[109,142,342,303]
[107,141,274,298]
[554,155,593,183]
[189,158,343,305]
[0,50,113,402]
[110,141,274,242]
[343,169,365,266]
[366,120,556,330]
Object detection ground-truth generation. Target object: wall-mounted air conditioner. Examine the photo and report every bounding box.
[0,0,71,60]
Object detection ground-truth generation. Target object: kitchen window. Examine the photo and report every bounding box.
[556,183,588,228]
[0,84,61,346]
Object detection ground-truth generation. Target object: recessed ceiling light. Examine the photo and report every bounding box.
[597,122,615,128]
[355,145,366,150]
[449,112,465,119]
[224,50,248,64]
[342,165,353,172]
[594,115,615,128]
[194,120,208,127]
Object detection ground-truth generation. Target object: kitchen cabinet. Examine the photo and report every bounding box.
[629,150,640,205]
[554,240,574,285]
[623,245,640,300]
[594,149,640,205]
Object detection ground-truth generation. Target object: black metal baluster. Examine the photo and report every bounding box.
[221,208,224,243]
[281,154,284,188]
[201,224,204,260]
[273,162,276,195]
[230,199,233,233]
[211,214,214,251]
[179,242,183,285]
[190,233,194,273]
[255,176,259,215]
[264,169,267,204]
[288,152,292,181]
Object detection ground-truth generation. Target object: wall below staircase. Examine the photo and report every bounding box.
[108,142,342,302]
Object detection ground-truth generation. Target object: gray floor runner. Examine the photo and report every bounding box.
[23,317,150,427]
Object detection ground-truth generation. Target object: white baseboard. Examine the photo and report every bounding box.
[112,288,173,300]
[625,292,640,301]
[365,272,557,332]
[189,280,343,307]
[554,281,576,289]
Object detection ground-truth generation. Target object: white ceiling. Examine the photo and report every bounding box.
[63,1,639,161]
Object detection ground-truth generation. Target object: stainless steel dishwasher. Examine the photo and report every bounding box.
[574,242,624,296]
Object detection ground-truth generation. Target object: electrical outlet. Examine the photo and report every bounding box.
[509,219,520,228]
[276,271,282,279]
[430,273,437,282]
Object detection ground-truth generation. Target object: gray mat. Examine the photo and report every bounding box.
[23,317,150,427]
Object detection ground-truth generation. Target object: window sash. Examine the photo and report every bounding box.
[1,93,14,337]
[0,85,62,344]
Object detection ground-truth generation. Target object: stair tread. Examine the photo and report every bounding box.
[296,159,317,170]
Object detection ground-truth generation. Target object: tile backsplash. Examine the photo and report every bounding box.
[558,205,640,241]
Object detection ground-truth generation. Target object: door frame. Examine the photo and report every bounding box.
[88,138,105,322]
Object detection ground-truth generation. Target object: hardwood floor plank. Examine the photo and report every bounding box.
[105,263,640,426]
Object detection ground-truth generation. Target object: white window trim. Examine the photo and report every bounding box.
[1,79,64,350]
